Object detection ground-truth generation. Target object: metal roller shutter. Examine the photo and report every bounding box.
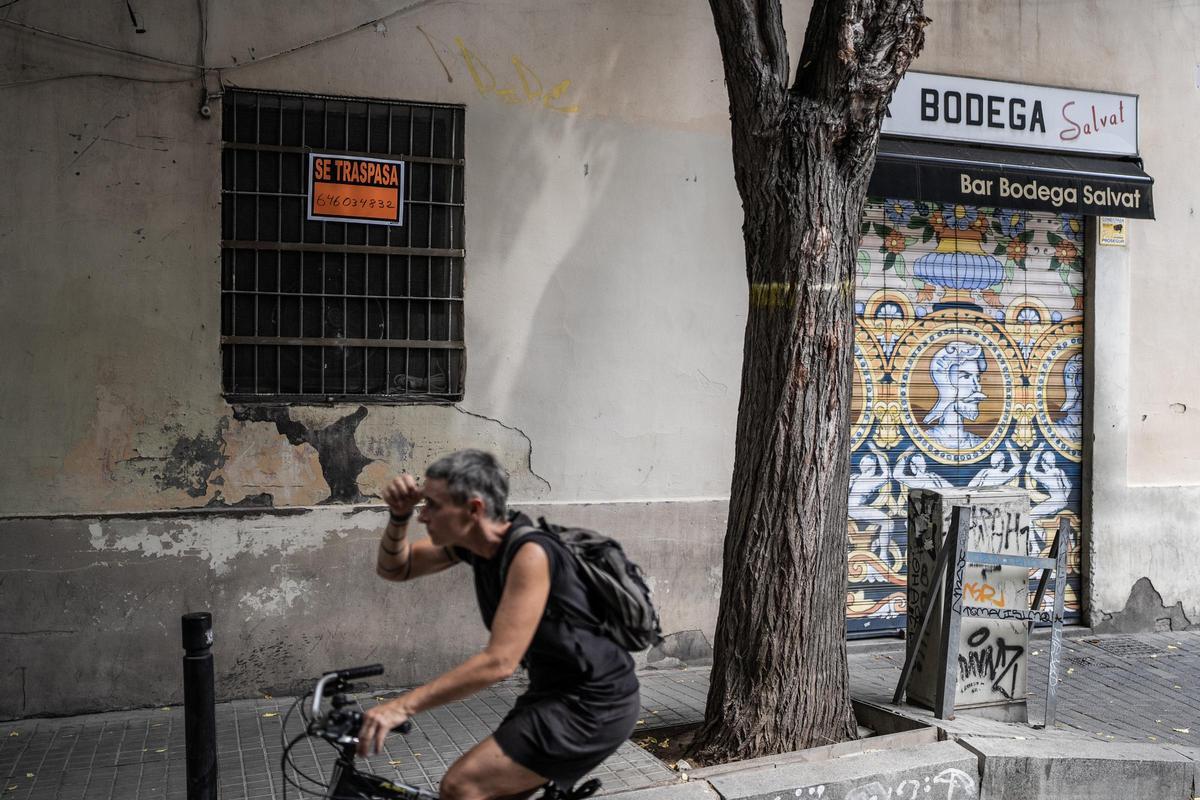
[847,199,1084,636]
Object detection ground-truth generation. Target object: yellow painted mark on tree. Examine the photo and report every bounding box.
[750,283,794,308]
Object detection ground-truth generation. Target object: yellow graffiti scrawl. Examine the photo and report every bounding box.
[454,37,580,114]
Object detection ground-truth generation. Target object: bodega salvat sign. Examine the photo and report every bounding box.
[884,72,1139,157]
[925,167,1150,217]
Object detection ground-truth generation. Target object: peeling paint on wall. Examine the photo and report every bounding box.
[1095,577,1194,633]
[208,416,327,507]
[86,513,358,576]
[158,419,229,497]
[237,576,312,618]
[645,629,713,669]
[233,405,377,503]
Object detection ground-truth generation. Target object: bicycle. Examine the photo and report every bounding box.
[281,664,602,800]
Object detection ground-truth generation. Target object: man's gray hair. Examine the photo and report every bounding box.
[425,449,509,521]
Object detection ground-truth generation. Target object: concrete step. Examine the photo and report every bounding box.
[959,736,1194,800]
[606,740,981,800]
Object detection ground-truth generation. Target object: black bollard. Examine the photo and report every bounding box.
[182,612,218,800]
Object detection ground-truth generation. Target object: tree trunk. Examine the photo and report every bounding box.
[690,0,927,762]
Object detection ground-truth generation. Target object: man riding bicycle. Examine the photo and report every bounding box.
[360,450,641,800]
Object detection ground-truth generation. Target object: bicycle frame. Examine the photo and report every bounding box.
[325,739,436,800]
[293,666,599,800]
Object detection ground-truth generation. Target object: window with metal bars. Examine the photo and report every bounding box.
[220,88,465,401]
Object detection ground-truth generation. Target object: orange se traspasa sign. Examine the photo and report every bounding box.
[307,153,405,226]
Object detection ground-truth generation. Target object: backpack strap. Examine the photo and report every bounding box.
[498,522,593,676]
[498,524,540,588]
[499,522,599,634]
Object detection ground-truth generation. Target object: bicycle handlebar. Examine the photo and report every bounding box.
[308,665,411,736]
[337,663,384,681]
[310,664,383,718]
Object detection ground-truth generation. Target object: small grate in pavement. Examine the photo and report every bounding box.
[1082,637,1178,659]
[1063,655,1119,668]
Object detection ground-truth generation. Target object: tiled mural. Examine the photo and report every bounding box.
[847,200,1084,635]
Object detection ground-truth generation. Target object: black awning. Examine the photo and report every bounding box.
[869,138,1155,219]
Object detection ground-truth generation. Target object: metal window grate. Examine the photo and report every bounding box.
[219,88,466,401]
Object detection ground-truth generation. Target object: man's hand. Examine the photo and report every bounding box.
[382,474,423,517]
[357,696,413,757]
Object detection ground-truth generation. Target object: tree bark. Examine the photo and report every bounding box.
[690,0,927,762]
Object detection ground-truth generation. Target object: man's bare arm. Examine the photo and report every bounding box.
[376,516,459,581]
[358,542,551,755]
[376,473,459,581]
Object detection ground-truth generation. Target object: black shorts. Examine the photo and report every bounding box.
[493,686,641,790]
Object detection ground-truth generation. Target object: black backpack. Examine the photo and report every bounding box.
[499,517,663,652]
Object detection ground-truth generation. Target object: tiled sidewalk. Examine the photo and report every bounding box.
[7,631,1200,799]
[851,629,1200,746]
[0,671,697,800]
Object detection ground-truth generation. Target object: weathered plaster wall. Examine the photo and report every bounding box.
[3,0,1200,717]
[0,0,747,717]
[1086,233,1200,631]
[0,499,724,719]
[0,0,747,517]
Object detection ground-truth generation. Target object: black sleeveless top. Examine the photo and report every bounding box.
[453,512,638,699]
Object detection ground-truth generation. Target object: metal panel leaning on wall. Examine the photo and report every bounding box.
[847,199,1085,636]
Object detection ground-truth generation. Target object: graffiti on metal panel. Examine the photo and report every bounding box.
[960,607,1052,623]
[958,626,1024,699]
[847,201,1083,632]
[794,766,977,800]
[967,505,1026,555]
[963,579,1006,607]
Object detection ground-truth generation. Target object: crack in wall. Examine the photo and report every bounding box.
[233,405,373,503]
[452,405,552,491]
